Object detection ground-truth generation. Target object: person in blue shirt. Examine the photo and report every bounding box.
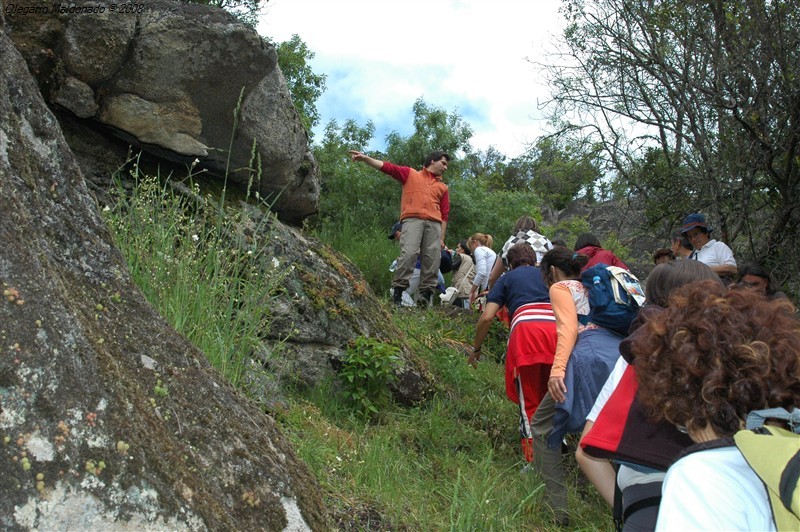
[468,243,556,465]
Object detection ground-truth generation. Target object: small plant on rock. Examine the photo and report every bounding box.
[338,337,400,418]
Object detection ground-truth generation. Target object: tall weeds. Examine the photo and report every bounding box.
[102,159,284,386]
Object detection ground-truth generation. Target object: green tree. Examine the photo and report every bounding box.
[620,147,693,226]
[462,146,539,193]
[447,178,544,246]
[526,136,603,210]
[312,118,395,228]
[275,35,327,138]
[462,147,504,188]
[384,98,474,180]
[542,0,800,290]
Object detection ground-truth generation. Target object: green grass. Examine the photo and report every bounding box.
[278,316,609,530]
[102,166,610,530]
[103,164,285,387]
[314,214,398,296]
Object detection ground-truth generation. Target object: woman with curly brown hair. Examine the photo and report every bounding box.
[577,260,720,530]
[631,280,800,530]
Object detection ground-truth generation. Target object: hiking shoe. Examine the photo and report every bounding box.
[418,290,434,307]
[392,286,404,306]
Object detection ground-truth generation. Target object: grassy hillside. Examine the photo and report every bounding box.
[102,170,610,530]
[278,308,609,530]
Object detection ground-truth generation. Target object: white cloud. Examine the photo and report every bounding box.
[259,0,565,159]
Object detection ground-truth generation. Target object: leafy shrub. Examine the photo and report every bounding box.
[339,337,400,418]
[600,232,632,263]
[447,179,544,245]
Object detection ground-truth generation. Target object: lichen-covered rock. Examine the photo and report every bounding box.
[230,205,436,407]
[6,0,318,224]
[0,27,327,531]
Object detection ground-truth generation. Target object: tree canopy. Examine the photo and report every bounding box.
[541,0,800,284]
[384,98,474,180]
[275,35,327,138]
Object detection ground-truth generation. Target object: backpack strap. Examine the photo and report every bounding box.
[623,495,662,523]
[672,437,734,463]
[612,463,623,532]
[781,450,800,515]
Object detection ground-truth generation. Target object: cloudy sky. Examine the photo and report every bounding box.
[258,0,566,159]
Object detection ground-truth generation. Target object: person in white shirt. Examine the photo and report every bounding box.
[679,213,737,281]
[467,233,497,305]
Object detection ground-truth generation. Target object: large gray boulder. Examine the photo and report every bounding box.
[6,0,318,224]
[0,20,327,530]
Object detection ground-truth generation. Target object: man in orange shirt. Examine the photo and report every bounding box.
[349,150,451,307]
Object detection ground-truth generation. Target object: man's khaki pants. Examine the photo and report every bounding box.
[392,218,442,293]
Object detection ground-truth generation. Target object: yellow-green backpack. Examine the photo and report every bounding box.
[733,408,800,531]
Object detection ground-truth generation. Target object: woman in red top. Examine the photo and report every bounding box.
[574,233,628,272]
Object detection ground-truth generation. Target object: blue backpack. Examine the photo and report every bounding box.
[581,263,645,336]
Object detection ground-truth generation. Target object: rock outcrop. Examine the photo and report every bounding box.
[6,0,318,224]
[554,197,665,279]
[228,205,435,409]
[0,20,327,530]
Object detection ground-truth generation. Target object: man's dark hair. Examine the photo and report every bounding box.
[671,232,694,251]
[738,262,777,295]
[574,232,601,251]
[423,150,450,168]
[652,248,675,264]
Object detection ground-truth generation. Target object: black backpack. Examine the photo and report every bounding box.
[439,249,454,274]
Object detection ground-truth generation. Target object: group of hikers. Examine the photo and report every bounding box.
[350,149,800,530]
[462,220,797,530]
